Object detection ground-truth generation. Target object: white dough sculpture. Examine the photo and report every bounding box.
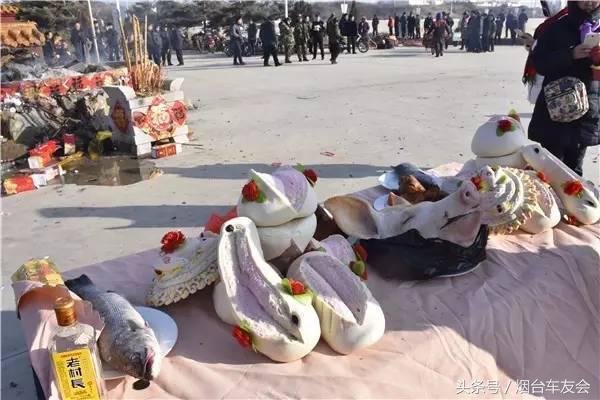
[472,166,561,234]
[212,217,321,362]
[287,250,385,355]
[522,144,600,225]
[146,233,219,306]
[237,166,318,227]
[325,181,483,247]
[257,214,316,261]
[471,113,528,169]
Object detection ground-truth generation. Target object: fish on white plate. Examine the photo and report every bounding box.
[65,275,162,381]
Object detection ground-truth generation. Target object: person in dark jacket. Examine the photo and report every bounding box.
[345,15,358,54]
[148,25,162,65]
[327,14,342,64]
[467,11,482,52]
[372,15,379,36]
[358,16,370,39]
[487,13,496,52]
[230,16,245,66]
[528,1,600,176]
[105,24,120,61]
[415,14,421,38]
[459,12,469,50]
[427,13,449,57]
[407,12,415,39]
[311,14,325,60]
[160,26,172,66]
[506,10,517,43]
[481,12,490,52]
[248,19,257,56]
[400,12,407,38]
[495,12,505,40]
[260,16,281,67]
[443,12,454,49]
[43,32,56,65]
[70,22,86,62]
[424,13,433,32]
[170,26,184,65]
[518,8,528,32]
[339,13,348,52]
[394,14,400,37]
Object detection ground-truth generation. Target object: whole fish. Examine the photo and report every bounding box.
[65,274,162,381]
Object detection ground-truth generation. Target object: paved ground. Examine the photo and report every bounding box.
[2,45,599,398]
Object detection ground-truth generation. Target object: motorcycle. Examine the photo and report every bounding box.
[357,34,378,53]
[224,38,252,57]
[205,33,216,53]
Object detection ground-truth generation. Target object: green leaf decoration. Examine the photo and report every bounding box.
[496,127,505,137]
[350,261,366,277]
[239,320,252,333]
[294,163,306,173]
[281,278,293,295]
[256,191,267,203]
[498,175,508,184]
[317,247,327,252]
[294,290,314,305]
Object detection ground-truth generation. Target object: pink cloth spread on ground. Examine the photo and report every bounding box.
[15,164,600,399]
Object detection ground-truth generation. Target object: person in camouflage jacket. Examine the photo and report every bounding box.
[279,17,296,63]
[294,14,309,61]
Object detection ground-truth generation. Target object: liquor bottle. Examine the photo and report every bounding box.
[49,296,106,400]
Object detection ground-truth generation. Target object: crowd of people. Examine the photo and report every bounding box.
[229,7,530,66]
[387,12,422,39]
[230,13,369,66]
[458,8,529,53]
[42,19,187,67]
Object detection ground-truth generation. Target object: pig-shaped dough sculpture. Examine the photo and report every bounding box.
[212,217,321,363]
[324,181,488,280]
[522,144,600,225]
[325,181,482,246]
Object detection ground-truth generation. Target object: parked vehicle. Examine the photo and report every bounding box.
[357,34,378,53]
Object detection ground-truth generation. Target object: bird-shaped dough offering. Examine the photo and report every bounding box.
[212,217,321,362]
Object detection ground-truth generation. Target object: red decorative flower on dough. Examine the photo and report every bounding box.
[303,169,318,186]
[241,180,266,203]
[565,215,580,226]
[563,180,584,198]
[471,175,483,191]
[281,278,306,295]
[232,325,252,349]
[160,231,185,253]
[496,119,514,136]
[353,243,368,262]
[536,171,550,184]
[294,163,318,186]
[281,278,313,304]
